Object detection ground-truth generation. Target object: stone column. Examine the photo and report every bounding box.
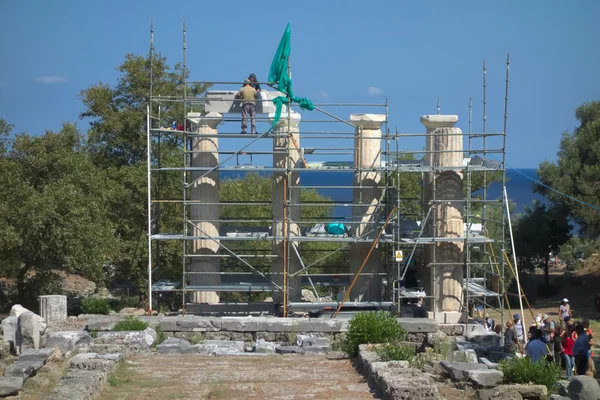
[349,114,385,302]
[39,295,67,324]
[421,115,464,319]
[188,112,223,304]
[269,112,302,303]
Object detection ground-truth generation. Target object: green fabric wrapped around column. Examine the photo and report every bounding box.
[268,23,314,128]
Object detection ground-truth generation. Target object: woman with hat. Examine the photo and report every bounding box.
[559,298,572,329]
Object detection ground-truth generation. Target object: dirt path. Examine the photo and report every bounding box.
[101,354,378,400]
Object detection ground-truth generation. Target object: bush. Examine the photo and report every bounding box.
[112,316,148,331]
[342,311,407,357]
[80,296,111,315]
[499,356,560,392]
[376,343,416,362]
[154,326,167,346]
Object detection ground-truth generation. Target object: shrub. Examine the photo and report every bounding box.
[80,296,111,315]
[154,326,167,346]
[342,311,407,357]
[117,295,140,310]
[112,316,148,331]
[499,356,560,392]
[376,343,415,362]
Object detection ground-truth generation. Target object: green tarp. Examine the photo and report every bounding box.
[268,23,315,128]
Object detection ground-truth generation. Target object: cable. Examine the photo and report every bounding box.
[490,155,600,212]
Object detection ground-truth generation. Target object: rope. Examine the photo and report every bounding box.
[490,155,600,212]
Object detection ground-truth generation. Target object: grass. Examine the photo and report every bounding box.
[376,343,416,362]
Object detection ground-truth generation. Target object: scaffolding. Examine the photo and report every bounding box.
[146,24,511,325]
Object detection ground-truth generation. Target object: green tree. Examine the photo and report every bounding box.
[79,53,210,288]
[513,202,571,285]
[0,122,116,305]
[537,100,600,237]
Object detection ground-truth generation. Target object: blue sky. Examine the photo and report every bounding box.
[0,0,598,168]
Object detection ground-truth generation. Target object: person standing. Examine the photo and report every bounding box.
[559,298,572,329]
[513,314,525,344]
[563,325,576,380]
[234,79,257,135]
[484,313,495,331]
[504,320,518,353]
[526,329,549,364]
[248,73,261,93]
[582,320,596,377]
[573,323,590,375]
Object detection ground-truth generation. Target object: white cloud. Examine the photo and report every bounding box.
[35,75,68,84]
[368,86,383,96]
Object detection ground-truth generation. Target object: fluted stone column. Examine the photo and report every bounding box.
[349,114,385,302]
[188,112,222,304]
[269,112,302,303]
[421,115,464,319]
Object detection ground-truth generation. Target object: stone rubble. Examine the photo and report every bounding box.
[0,377,23,397]
[96,327,156,348]
[45,331,92,352]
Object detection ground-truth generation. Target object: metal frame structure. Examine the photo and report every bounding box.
[145,24,511,323]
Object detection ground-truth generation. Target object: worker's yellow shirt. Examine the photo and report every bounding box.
[237,86,256,105]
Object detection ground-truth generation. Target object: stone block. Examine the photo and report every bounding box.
[45,331,92,352]
[396,318,439,333]
[440,361,488,381]
[10,304,29,318]
[19,311,47,347]
[46,370,105,400]
[463,369,503,387]
[220,317,266,332]
[177,317,221,332]
[549,395,569,400]
[477,388,523,400]
[86,316,122,331]
[1,316,18,352]
[275,345,304,355]
[39,295,67,324]
[265,318,300,332]
[300,337,330,348]
[70,353,118,372]
[5,360,44,380]
[195,340,244,355]
[96,328,156,348]
[467,333,503,354]
[157,338,192,354]
[307,319,345,332]
[567,375,600,400]
[19,348,54,363]
[479,357,499,370]
[494,385,547,399]
[557,380,569,396]
[253,339,277,354]
[449,349,478,363]
[0,377,23,397]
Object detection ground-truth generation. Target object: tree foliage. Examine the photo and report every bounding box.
[0,122,116,304]
[513,201,571,285]
[537,100,600,237]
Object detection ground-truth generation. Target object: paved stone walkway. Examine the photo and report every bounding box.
[101,354,378,400]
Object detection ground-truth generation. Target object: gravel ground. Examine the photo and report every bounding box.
[101,354,379,400]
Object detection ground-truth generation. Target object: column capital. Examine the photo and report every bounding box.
[187,112,223,129]
[420,115,458,130]
[268,111,302,129]
[350,114,386,130]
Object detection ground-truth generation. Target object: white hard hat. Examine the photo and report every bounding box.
[563,298,569,303]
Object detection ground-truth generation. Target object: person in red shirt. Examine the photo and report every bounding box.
[562,326,576,379]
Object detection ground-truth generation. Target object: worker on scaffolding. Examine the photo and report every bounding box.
[234,79,257,134]
[248,73,261,93]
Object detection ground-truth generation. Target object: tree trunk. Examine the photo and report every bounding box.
[17,264,30,304]
[544,254,550,286]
